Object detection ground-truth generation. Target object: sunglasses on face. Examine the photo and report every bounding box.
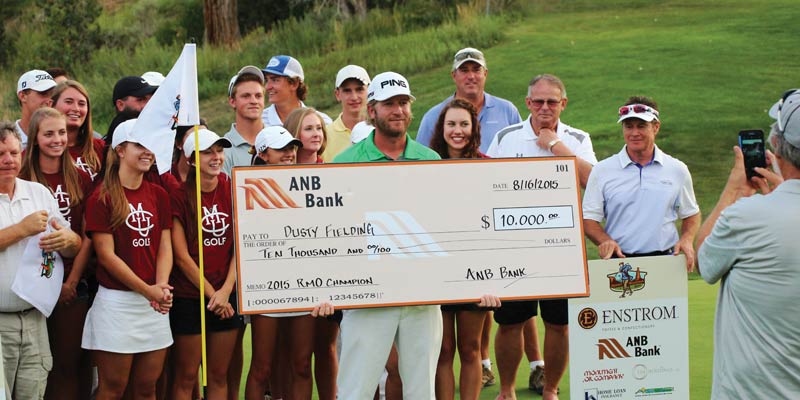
[529,98,562,108]
[776,89,799,133]
[455,51,484,62]
[618,104,660,118]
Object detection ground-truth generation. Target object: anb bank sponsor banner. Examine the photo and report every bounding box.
[569,256,689,399]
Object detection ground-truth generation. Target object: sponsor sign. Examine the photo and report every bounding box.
[232,158,589,313]
[569,256,689,399]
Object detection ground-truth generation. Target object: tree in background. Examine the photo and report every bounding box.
[39,0,102,69]
[203,0,241,46]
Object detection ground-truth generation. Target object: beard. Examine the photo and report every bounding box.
[374,114,411,139]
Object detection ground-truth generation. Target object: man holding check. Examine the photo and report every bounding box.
[332,71,499,399]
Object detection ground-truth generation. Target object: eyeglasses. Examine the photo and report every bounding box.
[528,98,562,108]
[776,89,799,133]
[618,104,660,118]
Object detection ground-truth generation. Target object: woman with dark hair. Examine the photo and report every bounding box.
[169,129,242,399]
[51,80,105,182]
[430,98,488,159]
[20,107,93,400]
[430,98,498,400]
[82,119,174,399]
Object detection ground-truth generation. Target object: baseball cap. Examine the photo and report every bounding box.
[335,65,371,88]
[17,70,57,93]
[453,47,487,71]
[113,76,157,103]
[350,121,373,144]
[617,104,660,123]
[255,126,302,153]
[110,119,143,148]
[182,128,232,158]
[228,65,265,97]
[769,89,800,148]
[367,72,416,102]
[262,56,304,81]
[142,71,165,87]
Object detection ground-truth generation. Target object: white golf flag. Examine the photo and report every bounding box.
[132,43,200,174]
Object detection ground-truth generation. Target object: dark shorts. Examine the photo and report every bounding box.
[493,299,568,326]
[170,294,244,335]
[441,303,483,313]
[327,310,343,324]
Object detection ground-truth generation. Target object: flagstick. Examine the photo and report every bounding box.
[193,124,208,388]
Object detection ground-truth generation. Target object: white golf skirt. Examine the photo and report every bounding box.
[82,286,172,353]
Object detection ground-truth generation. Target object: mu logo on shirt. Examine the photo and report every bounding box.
[202,204,230,238]
[52,184,71,221]
[74,157,98,181]
[126,203,154,237]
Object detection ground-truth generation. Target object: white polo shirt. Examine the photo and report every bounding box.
[261,102,332,127]
[0,178,70,311]
[582,145,700,254]
[15,120,28,147]
[487,115,597,163]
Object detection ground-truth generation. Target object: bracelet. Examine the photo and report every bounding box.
[547,138,562,151]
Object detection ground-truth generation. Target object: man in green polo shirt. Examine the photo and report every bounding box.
[333,72,442,399]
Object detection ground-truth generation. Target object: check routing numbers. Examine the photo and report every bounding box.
[231,157,589,314]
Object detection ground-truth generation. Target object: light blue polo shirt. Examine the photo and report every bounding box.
[416,93,522,153]
[582,145,700,254]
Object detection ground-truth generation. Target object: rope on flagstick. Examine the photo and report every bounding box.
[193,124,209,387]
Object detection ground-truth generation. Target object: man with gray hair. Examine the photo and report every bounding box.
[0,121,82,399]
[487,74,596,400]
[697,89,800,398]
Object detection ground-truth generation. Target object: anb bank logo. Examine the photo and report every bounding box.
[240,176,344,210]
[598,336,661,360]
[240,178,302,210]
[597,338,630,360]
[607,262,648,298]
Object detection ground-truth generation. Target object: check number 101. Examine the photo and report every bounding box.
[493,206,574,231]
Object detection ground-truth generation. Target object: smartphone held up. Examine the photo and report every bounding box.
[738,129,766,179]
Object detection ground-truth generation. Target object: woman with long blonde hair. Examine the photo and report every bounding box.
[19,107,94,400]
[51,80,105,181]
[81,119,174,399]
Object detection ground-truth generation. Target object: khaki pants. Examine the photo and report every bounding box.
[0,309,51,400]
[337,305,443,400]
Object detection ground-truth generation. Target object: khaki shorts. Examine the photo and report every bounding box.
[0,308,52,399]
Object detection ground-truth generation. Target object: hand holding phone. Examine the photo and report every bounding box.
[738,129,766,179]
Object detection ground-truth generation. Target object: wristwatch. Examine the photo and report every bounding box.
[547,138,562,151]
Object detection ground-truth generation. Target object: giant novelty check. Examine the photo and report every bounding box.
[232,157,589,314]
